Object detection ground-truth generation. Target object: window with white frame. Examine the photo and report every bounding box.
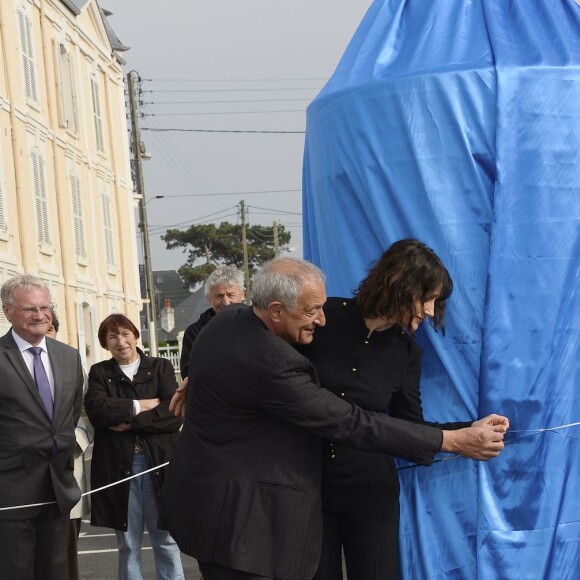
[0,161,7,233]
[90,76,105,153]
[100,185,115,266]
[0,307,9,335]
[70,170,86,259]
[57,44,78,132]
[16,3,39,104]
[31,147,50,246]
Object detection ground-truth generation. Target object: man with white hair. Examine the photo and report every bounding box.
[0,274,84,579]
[161,258,507,580]
[179,265,245,377]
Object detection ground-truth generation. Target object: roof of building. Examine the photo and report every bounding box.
[59,2,129,52]
[140,271,211,344]
[100,7,129,52]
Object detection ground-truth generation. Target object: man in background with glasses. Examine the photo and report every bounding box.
[0,274,85,580]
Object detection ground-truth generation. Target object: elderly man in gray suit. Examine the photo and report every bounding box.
[0,275,84,580]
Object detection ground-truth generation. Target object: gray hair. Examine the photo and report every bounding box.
[1,274,51,306]
[251,257,325,310]
[204,265,245,297]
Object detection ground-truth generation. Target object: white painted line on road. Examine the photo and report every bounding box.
[79,531,150,538]
[79,547,153,555]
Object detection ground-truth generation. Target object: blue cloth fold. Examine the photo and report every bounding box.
[303,1,580,577]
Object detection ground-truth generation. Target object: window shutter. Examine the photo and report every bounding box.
[54,42,65,125]
[31,148,50,245]
[57,45,78,132]
[0,166,6,231]
[90,304,100,362]
[17,5,38,103]
[77,302,87,369]
[68,52,79,132]
[90,78,105,153]
[101,188,115,265]
[70,171,86,258]
[0,307,8,334]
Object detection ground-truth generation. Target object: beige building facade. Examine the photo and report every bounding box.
[0,0,141,368]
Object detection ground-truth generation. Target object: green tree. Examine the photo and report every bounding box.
[162,221,291,287]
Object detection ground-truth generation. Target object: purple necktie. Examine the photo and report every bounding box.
[29,346,53,419]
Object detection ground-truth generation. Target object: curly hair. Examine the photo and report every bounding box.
[204,265,245,297]
[355,239,453,332]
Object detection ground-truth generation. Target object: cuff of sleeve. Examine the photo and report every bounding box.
[132,400,140,417]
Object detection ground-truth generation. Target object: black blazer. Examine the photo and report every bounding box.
[0,331,84,519]
[160,305,442,579]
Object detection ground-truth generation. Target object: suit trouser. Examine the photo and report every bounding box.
[198,560,282,580]
[312,446,400,580]
[68,517,82,580]
[0,503,69,580]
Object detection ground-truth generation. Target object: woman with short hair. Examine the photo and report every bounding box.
[86,314,184,580]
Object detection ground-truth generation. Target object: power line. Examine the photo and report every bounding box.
[144,109,305,116]
[143,97,311,105]
[143,128,305,134]
[247,230,277,243]
[154,189,300,198]
[250,211,303,218]
[249,205,302,216]
[148,212,240,235]
[141,87,321,93]
[142,77,327,82]
[147,207,239,234]
[145,116,226,215]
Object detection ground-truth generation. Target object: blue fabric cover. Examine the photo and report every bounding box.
[302,1,580,578]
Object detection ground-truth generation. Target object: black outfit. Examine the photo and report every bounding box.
[160,305,444,580]
[180,307,215,376]
[198,560,281,580]
[298,298,469,580]
[85,349,183,530]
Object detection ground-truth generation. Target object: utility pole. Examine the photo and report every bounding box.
[273,221,280,256]
[127,71,158,356]
[240,200,251,302]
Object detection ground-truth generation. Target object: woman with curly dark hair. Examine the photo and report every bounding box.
[300,239,493,580]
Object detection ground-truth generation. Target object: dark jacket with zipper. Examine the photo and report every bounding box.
[85,349,182,531]
[179,307,216,377]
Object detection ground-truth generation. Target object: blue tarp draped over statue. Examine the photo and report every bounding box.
[302,1,580,578]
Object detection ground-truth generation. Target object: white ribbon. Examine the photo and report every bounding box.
[3,421,580,510]
[0,461,169,511]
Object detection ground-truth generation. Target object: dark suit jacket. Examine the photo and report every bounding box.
[0,330,84,519]
[160,305,443,579]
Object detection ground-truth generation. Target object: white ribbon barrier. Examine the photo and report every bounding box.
[0,461,169,512]
[398,420,580,469]
[2,420,580,510]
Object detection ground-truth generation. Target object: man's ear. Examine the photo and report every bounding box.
[2,304,12,323]
[268,301,284,322]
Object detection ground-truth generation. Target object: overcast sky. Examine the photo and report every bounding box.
[107,0,371,272]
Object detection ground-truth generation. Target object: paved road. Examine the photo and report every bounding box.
[78,519,201,579]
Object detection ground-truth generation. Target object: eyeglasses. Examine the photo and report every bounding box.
[8,304,54,316]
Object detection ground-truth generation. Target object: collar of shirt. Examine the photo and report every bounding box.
[11,329,48,354]
[11,330,55,394]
